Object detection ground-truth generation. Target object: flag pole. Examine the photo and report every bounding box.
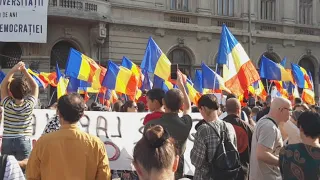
[48,89,57,107]
[213,64,218,93]
[265,79,269,94]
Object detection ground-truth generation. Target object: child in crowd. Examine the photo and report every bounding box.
[143,88,165,125]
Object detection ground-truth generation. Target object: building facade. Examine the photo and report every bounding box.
[1,0,320,105]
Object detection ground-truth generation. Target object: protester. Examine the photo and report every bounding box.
[219,94,249,123]
[242,106,256,126]
[137,90,148,111]
[120,100,137,112]
[294,97,303,106]
[137,102,146,112]
[224,98,253,180]
[26,93,111,179]
[133,125,179,180]
[143,88,165,125]
[0,61,38,162]
[145,72,192,179]
[280,111,320,180]
[112,101,123,112]
[247,93,256,109]
[256,95,272,121]
[293,103,309,111]
[0,155,26,180]
[251,106,260,122]
[283,110,303,145]
[191,94,237,180]
[249,97,292,180]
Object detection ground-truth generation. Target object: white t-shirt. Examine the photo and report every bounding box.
[283,120,301,145]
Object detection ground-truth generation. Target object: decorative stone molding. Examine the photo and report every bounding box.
[89,22,107,60]
[196,32,212,42]
[110,24,154,33]
[283,40,295,47]
[64,28,73,37]
[267,44,273,53]
[155,28,165,37]
[177,37,185,47]
[166,29,196,37]
[306,48,312,56]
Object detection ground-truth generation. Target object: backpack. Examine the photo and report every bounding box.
[0,155,8,180]
[206,122,241,180]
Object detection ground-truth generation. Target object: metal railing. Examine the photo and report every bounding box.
[49,0,98,12]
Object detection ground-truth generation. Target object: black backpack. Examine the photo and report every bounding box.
[0,155,8,180]
[206,122,241,180]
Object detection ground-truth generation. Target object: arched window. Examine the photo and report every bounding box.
[168,48,192,77]
[299,57,315,83]
[258,52,281,69]
[218,0,234,16]
[0,43,22,68]
[170,0,188,11]
[299,0,313,25]
[50,41,78,70]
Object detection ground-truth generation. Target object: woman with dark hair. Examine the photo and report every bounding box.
[279,111,320,180]
[120,100,137,112]
[112,101,123,112]
[133,125,179,180]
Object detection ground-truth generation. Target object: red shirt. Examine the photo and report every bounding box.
[143,111,164,125]
[138,95,148,110]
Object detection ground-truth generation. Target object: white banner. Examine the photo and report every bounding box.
[0,110,203,175]
[0,0,48,43]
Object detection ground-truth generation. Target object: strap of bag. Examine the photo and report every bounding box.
[264,117,278,128]
[0,155,8,180]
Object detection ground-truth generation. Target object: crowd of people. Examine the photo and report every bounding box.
[0,61,319,180]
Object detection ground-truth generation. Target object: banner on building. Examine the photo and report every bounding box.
[0,0,48,43]
[0,110,202,175]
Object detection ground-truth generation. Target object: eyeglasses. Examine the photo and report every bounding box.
[132,106,138,109]
[281,107,293,112]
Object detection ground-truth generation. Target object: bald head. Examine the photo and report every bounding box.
[269,97,292,123]
[226,98,241,116]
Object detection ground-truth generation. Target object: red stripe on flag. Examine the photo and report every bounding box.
[125,75,138,96]
[225,60,260,96]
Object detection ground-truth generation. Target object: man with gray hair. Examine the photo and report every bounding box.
[249,97,292,180]
[223,98,253,180]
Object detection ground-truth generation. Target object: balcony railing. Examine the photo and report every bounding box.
[49,0,98,12]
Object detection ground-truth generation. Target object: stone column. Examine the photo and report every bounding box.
[196,0,212,15]
[241,0,249,18]
[282,0,296,24]
[89,22,107,61]
[312,0,317,25]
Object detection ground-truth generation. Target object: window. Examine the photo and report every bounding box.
[260,0,276,21]
[168,48,191,77]
[170,0,188,11]
[0,43,22,69]
[50,41,78,69]
[218,0,234,16]
[299,0,312,25]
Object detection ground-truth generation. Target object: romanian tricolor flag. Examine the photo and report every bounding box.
[153,75,175,92]
[253,80,267,101]
[271,80,289,98]
[193,70,203,93]
[217,24,260,96]
[121,56,143,87]
[102,61,138,96]
[140,37,171,81]
[99,88,118,104]
[27,69,47,89]
[185,80,201,105]
[56,63,69,99]
[65,48,100,83]
[291,63,313,89]
[260,56,293,82]
[201,63,230,93]
[308,71,314,90]
[302,89,315,105]
[141,70,153,90]
[39,72,57,87]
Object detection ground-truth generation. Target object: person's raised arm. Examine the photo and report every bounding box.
[176,72,191,115]
[21,64,39,99]
[1,62,24,101]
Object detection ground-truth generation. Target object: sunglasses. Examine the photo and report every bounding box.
[281,107,293,112]
[132,106,138,109]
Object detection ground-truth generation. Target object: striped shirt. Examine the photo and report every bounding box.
[1,96,36,138]
[4,155,25,180]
